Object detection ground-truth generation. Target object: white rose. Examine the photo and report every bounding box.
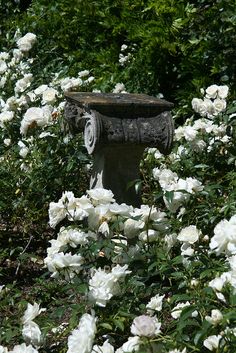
[17,33,37,52]
[113,83,126,93]
[19,145,29,158]
[205,309,223,325]
[48,200,67,228]
[139,229,159,242]
[185,177,203,193]
[34,85,48,95]
[174,126,184,141]
[22,321,42,347]
[123,218,144,238]
[209,216,236,255]
[15,74,33,94]
[3,138,11,146]
[121,44,128,51]
[213,98,226,114]
[22,302,45,324]
[0,77,6,88]
[217,85,229,99]
[180,243,194,257]
[92,340,114,353]
[0,111,14,128]
[177,225,201,244]
[45,252,84,279]
[0,52,9,60]
[78,70,90,77]
[130,315,161,337]
[146,294,165,314]
[205,84,219,99]
[191,98,203,113]
[171,302,190,319]
[9,343,38,353]
[88,265,130,307]
[0,60,7,74]
[87,188,115,205]
[202,98,215,118]
[183,126,198,141]
[191,139,207,152]
[67,314,96,353]
[203,334,222,351]
[119,336,141,352]
[20,106,52,135]
[42,88,58,104]
[13,49,24,61]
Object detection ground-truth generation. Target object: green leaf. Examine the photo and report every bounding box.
[113,318,125,332]
[100,323,113,330]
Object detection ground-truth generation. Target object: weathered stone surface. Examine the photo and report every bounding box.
[64,92,174,206]
[65,92,173,118]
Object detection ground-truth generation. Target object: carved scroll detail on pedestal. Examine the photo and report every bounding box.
[84,112,103,154]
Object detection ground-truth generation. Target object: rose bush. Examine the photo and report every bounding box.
[1,5,236,353]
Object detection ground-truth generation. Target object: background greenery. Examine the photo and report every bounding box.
[1,1,236,352]
[2,0,236,106]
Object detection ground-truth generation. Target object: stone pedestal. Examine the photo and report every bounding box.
[64,92,174,206]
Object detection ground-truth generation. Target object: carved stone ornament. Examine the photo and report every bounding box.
[64,92,174,206]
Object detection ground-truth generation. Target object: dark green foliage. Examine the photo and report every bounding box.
[8,0,235,106]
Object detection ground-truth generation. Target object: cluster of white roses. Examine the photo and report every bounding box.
[207,215,236,302]
[45,187,199,352]
[173,84,232,153]
[118,44,133,66]
[66,312,161,353]
[46,188,170,305]
[192,84,228,119]
[65,296,193,353]
[153,167,203,212]
[16,33,37,53]
[0,32,95,141]
[0,302,45,353]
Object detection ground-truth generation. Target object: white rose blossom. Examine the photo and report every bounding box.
[130,315,161,337]
[42,88,58,105]
[20,106,52,135]
[139,229,159,242]
[89,265,131,307]
[171,302,191,319]
[192,84,228,119]
[205,309,223,325]
[92,340,114,353]
[0,346,8,353]
[15,74,33,94]
[22,321,42,348]
[17,33,37,52]
[8,343,38,353]
[18,141,29,158]
[87,188,115,205]
[209,215,236,255]
[22,303,45,325]
[203,334,222,351]
[168,349,187,353]
[0,60,7,74]
[205,85,219,99]
[67,313,97,353]
[44,252,84,279]
[146,294,165,314]
[177,225,201,244]
[115,336,141,353]
[0,111,14,128]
